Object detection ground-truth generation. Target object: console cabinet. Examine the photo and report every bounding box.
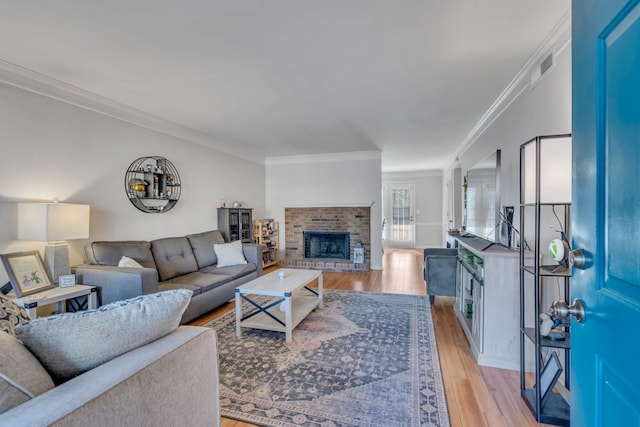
[455,239,524,370]
[218,208,253,243]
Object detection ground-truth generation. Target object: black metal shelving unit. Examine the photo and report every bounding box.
[125,156,181,213]
[519,135,572,426]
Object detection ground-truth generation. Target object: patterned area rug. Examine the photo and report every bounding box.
[205,290,450,427]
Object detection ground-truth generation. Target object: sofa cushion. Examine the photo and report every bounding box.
[201,263,257,278]
[151,237,199,282]
[0,331,55,414]
[86,241,156,268]
[0,294,30,336]
[162,272,232,293]
[186,230,226,268]
[14,289,192,383]
[213,240,248,267]
[157,282,203,296]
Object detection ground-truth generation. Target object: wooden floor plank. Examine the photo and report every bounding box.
[191,248,554,427]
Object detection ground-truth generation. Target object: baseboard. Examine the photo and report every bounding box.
[477,354,520,371]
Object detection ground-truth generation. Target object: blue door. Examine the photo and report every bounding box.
[572,0,640,425]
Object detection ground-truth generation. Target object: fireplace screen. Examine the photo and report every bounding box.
[304,231,350,259]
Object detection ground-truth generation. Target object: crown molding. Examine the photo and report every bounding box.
[265,150,381,166]
[0,59,263,164]
[448,8,572,166]
[383,170,442,179]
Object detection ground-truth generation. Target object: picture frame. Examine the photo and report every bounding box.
[0,251,54,297]
[58,274,76,288]
[534,351,563,407]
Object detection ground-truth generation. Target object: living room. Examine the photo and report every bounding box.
[2,1,636,426]
[0,26,571,277]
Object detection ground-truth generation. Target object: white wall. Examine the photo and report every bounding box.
[445,41,572,244]
[0,82,265,285]
[382,171,443,248]
[265,152,383,269]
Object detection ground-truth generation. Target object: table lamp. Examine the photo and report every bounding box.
[18,202,90,283]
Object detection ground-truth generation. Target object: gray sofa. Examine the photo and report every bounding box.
[73,230,263,323]
[423,248,458,303]
[0,326,220,426]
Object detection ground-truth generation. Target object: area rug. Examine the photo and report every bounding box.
[205,290,450,427]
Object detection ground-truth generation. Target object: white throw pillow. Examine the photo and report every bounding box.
[14,289,192,383]
[0,331,55,414]
[213,240,247,267]
[117,255,144,268]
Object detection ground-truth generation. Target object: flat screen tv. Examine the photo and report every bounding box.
[464,150,501,244]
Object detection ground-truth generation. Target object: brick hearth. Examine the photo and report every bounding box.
[282,206,370,272]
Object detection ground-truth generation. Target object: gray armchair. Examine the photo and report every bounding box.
[423,248,458,303]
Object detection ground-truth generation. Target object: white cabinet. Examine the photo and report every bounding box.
[455,239,524,370]
[456,256,483,353]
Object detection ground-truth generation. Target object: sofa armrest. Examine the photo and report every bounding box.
[242,243,263,277]
[72,264,159,306]
[0,326,220,427]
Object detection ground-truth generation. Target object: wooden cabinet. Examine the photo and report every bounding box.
[217,208,253,243]
[253,219,278,268]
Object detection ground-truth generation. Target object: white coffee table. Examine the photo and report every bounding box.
[235,268,323,343]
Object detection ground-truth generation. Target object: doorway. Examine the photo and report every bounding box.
[383,182,415,248]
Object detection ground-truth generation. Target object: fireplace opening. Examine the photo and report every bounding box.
[304,231,350,259]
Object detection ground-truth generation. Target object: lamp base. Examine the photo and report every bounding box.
[44,242,71,284]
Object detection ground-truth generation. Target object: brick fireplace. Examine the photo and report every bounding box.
[281,206,370,272]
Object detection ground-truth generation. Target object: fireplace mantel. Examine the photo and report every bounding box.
[282,202,375,208]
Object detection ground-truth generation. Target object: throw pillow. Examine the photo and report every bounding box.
[0,294,30,336]
[14,289,192,383]
[0,331,55,414]
[117,255,144,268]
[213,240,247,267]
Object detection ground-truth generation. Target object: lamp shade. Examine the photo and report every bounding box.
[18,203,90,242]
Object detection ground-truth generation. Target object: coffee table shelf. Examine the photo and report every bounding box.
[235,269,323,343]
[239,292,319,332]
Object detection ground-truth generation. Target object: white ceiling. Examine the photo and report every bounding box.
[0,1,570,172]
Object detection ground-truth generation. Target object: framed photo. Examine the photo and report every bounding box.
[0,251,54,297]
[534,351,563,407]
[58,274,76,288]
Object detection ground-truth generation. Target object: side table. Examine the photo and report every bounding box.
[7,285,97,319]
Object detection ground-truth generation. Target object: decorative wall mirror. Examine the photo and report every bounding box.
[125,156,181,213]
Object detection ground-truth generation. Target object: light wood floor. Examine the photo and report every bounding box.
[191,248,552,427]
